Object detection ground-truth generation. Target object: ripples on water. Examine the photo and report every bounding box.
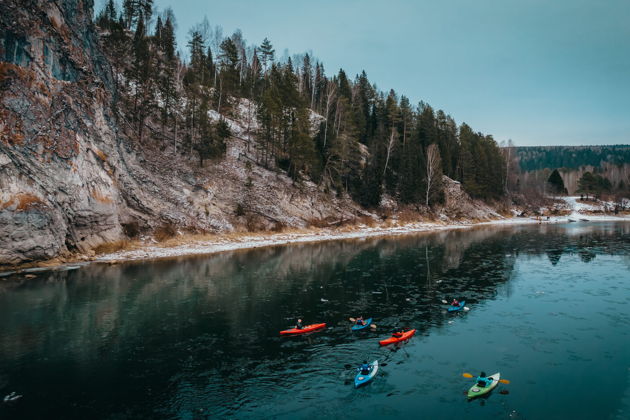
[0,222,629,419]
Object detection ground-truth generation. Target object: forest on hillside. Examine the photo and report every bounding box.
[94,0,507,208]
[514,145,630,172]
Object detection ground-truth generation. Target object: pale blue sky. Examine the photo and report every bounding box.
[97,0,630,146]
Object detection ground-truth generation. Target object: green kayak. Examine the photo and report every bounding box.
[467,372,500,399]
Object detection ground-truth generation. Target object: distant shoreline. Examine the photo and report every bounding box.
[2,214,628,277]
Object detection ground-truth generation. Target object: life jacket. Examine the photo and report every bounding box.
[476,377,491,387]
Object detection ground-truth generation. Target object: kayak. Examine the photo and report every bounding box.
[280,323,326,335]
[351,318,373,331]
[448,301,466,312]
[467,372,500,399]
[354,360,379,388]
[379,329,416,346]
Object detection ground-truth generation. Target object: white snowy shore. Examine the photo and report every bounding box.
[2,197,626,275]
[96,209,629,264]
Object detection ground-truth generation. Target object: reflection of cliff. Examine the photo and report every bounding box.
[0,222,627,364]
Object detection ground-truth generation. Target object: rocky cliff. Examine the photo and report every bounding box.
[0,0,364,265]
[0,1,501,267]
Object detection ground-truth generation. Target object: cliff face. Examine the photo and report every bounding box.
[0,0,126,264]
[0,0,363,265]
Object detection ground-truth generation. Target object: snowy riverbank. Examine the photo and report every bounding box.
[2,197,628,275]
[94,211,629,265]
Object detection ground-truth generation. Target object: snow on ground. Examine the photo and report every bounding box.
[97,222,472,262]
[563,196,602,214]
[207,98,259,140]
[95,212,630,264]
[558,196,629,221]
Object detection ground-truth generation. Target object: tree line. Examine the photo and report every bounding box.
[515,145,630,172]
[95,0,507,208]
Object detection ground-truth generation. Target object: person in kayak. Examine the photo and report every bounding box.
[356,316,365,326]
[358,361,371,374]
[476,371,492,387]
[295,319,304,329]
[451,299,460,307]
[392,327,404,338]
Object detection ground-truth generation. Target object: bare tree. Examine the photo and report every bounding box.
[382,127,396,177]
[173,59,186,152]
[500,139,516,194]
[425,143,442,207]
[322,81,336,149]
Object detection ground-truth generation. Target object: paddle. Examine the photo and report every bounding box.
[462,372,510,384]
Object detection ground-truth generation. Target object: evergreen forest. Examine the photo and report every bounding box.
[95,0,508,209]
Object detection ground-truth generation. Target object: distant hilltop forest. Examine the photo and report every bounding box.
[513,145,630,172]
[508,145,630,196]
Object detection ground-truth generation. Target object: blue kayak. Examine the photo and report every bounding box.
[447,301,465,312]
[354,360,379,388]
[351,318,373,331]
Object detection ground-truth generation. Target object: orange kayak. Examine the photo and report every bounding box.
[379,329,416,346]
[280,323,326,335]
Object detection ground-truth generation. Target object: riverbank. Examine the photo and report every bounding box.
[3,211,628,277]
[95,213,629,263]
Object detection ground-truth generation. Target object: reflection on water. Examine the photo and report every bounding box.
[0,222,629,419]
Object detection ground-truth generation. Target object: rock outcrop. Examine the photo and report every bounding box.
[0,0,364,265]
[0,1,502,267]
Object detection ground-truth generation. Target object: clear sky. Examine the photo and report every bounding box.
[97,0,630,147]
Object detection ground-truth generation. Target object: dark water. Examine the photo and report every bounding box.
[1,222,629,419]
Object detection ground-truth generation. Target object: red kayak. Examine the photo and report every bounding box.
[280,323,326,335]
[379,329,416,346]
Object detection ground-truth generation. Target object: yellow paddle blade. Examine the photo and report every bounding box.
[462,373,474,378]
[370,324,377,328]
[499,379,510,384]
[349,318,356,322]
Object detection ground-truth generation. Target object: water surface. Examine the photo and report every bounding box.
[0,222,629,419]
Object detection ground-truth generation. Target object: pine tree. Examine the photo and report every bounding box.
[156,12,178,135]
[130,14,153,140]
[154,16,163,41]
[337,69,352,100]
[259,38,275,72]
[219,37,240,99]
[577,172,611,199]
[161,13,176,60]
[301,53,313,103]
[96,0,117,29]
[547,169,567,195]
[106,0,117,22]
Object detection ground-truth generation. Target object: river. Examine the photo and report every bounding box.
[0,222,629,419]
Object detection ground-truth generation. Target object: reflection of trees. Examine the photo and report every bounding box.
[578,249,596,263]
[509,222,630,264]
[547,249,563,265]
[3,223,627,364]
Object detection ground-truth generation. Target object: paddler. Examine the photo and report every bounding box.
[476,371,492,387]
[295,318,304,329]
[356,316,365,326]
[451,298,460,307]
[392,327,404,338]
[358,361,371,374]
